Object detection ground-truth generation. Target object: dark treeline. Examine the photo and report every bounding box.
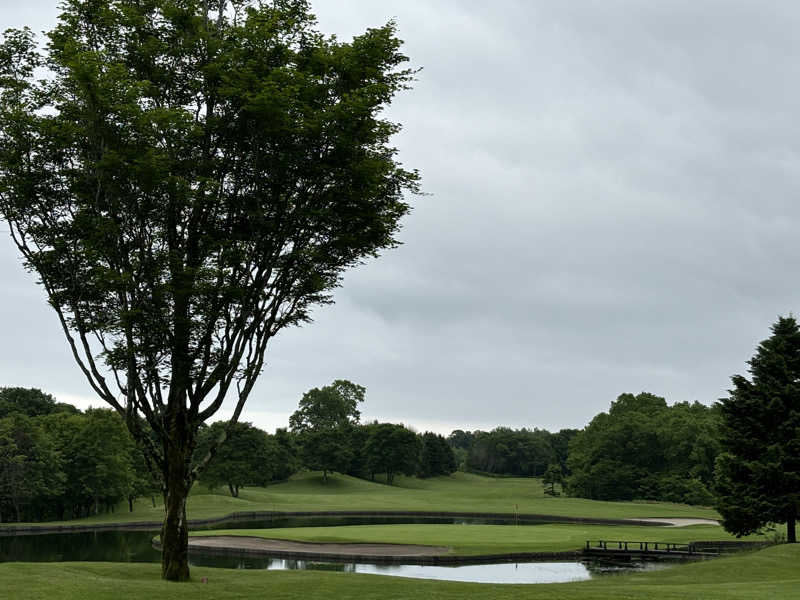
[280,380,457,485]
[447,427,578,479]
[565,392,720,505]
[193,420,456,494]
[0,382,457,522]
[445,392,721,506]
[0,387,159,522]
[193,422,298,497]
[2,382,722,522]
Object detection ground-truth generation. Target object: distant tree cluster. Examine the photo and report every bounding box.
[447,427,577,480]
[192,380,458,494]
[290,380,365,483]
[346,423,455,483]
[565,392,720,505]
[287,380,457,485]
[0,388,159,522]
[194,422,297,498]
[418,432,458,479]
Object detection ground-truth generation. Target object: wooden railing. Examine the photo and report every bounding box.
[585,540,693,553]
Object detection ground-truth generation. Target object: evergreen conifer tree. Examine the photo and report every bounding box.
[715,316,800,542]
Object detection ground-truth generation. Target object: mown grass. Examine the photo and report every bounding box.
[2,472,721,527]
[1,544,798,599]
[190,523,761,555]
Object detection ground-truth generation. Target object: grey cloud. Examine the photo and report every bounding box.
[1,0,799,433]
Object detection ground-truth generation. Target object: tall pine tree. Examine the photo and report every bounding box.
[715,316,800,542]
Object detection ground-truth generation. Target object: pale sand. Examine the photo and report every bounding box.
[188,535,450,557]
[630,518,720,527]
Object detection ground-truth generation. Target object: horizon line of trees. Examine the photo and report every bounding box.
[447,427,578,481]
[0,380,737,524]
[286,380,456,486]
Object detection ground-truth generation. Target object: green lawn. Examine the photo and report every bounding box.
[1,544,798,599]
[190,522,760,555]
[2,472,721,528]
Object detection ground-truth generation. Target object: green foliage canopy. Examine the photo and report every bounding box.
[290,379,365,482]
[364,423,421,485]
[196,421,276,497]
[566,392,719,504]
[418,431,456,478]
[289,380,365,433]
[0,387,78,419]
[0,413,64,523]
[466,427,556,477]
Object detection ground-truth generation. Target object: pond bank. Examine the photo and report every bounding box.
[171,535,582,564]
[0,510,673,536]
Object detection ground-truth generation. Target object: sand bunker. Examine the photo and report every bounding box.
[188,535,450,557]
[632,518,720,527]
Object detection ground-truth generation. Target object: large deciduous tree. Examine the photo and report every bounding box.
[290,379,364,482]
[289,380,366,432]
[364,423,421,485]
[418,431,456,478]
[195,421,275,497]
[0,0,417,580]
[715,316,800,543]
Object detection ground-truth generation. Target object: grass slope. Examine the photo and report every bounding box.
[191,523,759,555]
[1,544,798,599]
[3,472,720,527]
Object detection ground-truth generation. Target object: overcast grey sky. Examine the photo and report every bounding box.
[2,1,799,434]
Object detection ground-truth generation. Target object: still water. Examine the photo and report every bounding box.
[187,555,675,584]
[0,517,683,584]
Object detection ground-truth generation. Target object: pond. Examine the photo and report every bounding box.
[186,554,677,584]
[0,517,689,584]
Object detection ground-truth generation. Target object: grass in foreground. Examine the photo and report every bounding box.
[190,523,763,555]
[2,472,720,528]
[0,544,798,599]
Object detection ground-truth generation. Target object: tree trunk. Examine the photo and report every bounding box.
[129,496,134,512]
[788,505,796,543]
[160,440,192,581]
[228,483,238,498]
[323,469,327,483]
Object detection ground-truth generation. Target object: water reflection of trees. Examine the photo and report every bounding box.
[581,558,674,576]
[0,530,160,563]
